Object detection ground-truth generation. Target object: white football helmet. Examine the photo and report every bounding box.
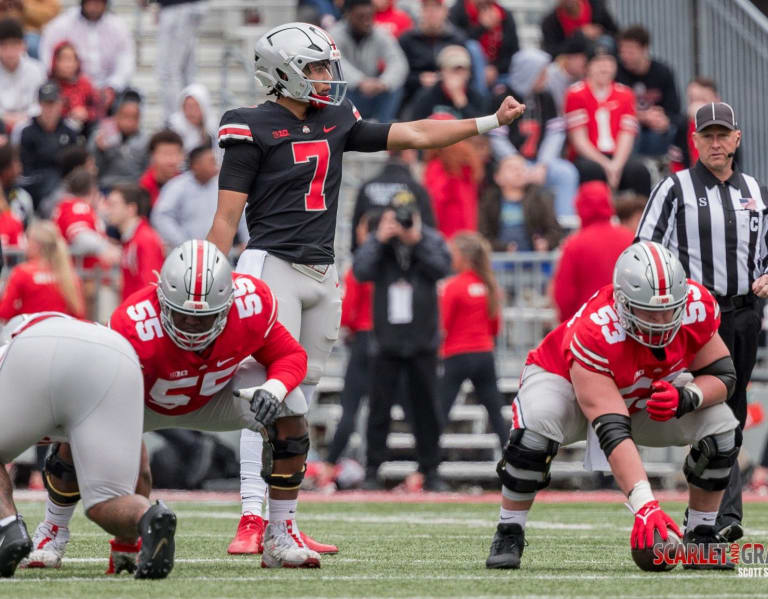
[157,240,234,351]
[613,241,688,348]
[253,22,347,107]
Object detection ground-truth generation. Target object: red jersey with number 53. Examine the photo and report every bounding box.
[217,99,391,265]
[564,81,638,157]
[527,280,720,414]
[109,273,307,415]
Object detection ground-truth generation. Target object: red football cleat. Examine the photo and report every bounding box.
[299,530,338,555]
[227,514,266,554]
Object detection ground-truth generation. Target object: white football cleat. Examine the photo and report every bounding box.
[261,521,320,568]
[19,522,69,568]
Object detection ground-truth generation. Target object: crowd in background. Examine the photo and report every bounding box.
[2,0,767,493]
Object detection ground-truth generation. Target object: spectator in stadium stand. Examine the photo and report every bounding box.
[540,0,618,59]
[40,0,135,110]
[353,200,451,492]
[39,144,96,217]
[16,80,78,208]
[89,89,149,190]
[49,41,101,136]
[489,48,579,218]
[139,129,184,210]
[613,190,647,235]
[550,180,633,322]
[329,0,408,123]
[0,143,34,226]
[0,17,45,131]
[438,231,507,448]
[422,112,483,238]
[478,154,563,253]
[321,212,376,483]
[168,83,216,154]
[564,39,651,196]
[372,0,412,38]
[667,77,721,173]
[350,149,435,253]
[448,0,518,88]
[545,31,588,115]
[18,0,60,59]
[0,219,85,320]
[398,0,484,114]
[139,0,207,121]
[296,0,341,29]
[616,25,682,158]
[0,182,24,251]
[104,182,165,300]
[52,167,119,317]
[407,44,487,121]
[151,145,248,250]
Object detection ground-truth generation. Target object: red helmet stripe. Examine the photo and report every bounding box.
[193,240,205,301]
[646,242,668,295]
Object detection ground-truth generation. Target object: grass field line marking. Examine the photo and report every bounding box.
[173,510,607,530]
[2,573,754,583]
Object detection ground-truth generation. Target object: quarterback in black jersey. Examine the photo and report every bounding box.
[207,22,525,562]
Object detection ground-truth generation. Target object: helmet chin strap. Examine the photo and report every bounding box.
[309,93,330,109]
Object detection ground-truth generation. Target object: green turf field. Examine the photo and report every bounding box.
[3,499,768,598]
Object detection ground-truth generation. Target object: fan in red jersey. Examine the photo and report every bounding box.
[486,241,739,571]
[24,240,325,571]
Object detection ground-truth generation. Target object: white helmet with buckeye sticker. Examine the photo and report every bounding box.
[157,240,234,351]
[253,21,347,107]
[613,241,689,348]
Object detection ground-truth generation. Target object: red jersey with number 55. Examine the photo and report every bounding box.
[564,81,638,157]
[109,273,307,415]
[527,280,720,414]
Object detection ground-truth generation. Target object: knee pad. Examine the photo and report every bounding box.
[684,429,741,491]
[43,443,81,506]
[496,429,559,501]
[261,433,310,491]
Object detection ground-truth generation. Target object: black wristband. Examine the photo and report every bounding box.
[675,386,701,418]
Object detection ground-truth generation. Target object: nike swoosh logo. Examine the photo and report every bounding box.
[217,358,234,367]
[152,538,168,559]
[323,125,336,133]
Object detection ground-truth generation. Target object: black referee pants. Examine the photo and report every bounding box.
[366,351,442,475]
[716,302,762,528]
[326,332,371,465]
[439,352,507,449]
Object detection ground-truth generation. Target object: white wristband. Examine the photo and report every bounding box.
[260,378,288,402]
[684,382,704,409]
[476,114,500,134]
[627,480,655,513]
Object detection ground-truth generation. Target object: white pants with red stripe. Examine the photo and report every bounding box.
[0,318,144,511]
[512,364,739,448]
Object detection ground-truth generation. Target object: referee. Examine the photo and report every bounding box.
[636,102,768,543]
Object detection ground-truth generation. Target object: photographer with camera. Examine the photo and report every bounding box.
[353,195,452,492]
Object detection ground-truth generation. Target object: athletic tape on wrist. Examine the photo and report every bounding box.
[476,114,500,134]
[627,480,655,513]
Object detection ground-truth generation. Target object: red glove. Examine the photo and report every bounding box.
[630,500,682,549]
[646,380,680,421]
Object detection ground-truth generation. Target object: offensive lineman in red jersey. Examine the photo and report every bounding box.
[25,240,324,570]
[486,241,739,570]
[207,21,526,555]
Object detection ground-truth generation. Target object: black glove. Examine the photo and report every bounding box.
[235,386,281,427]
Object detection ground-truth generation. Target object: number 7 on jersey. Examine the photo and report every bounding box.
[292,140,330,211]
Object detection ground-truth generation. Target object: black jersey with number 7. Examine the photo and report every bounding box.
[218,99,391,265]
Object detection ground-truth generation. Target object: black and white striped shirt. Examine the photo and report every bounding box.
[636,161,768,297]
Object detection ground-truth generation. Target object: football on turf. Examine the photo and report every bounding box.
[631,529,682,572]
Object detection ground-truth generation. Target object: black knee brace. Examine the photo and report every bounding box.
[496,429,559,494]
[43,443,81,506]
[684,429,741,491]
[262,434,310,491]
